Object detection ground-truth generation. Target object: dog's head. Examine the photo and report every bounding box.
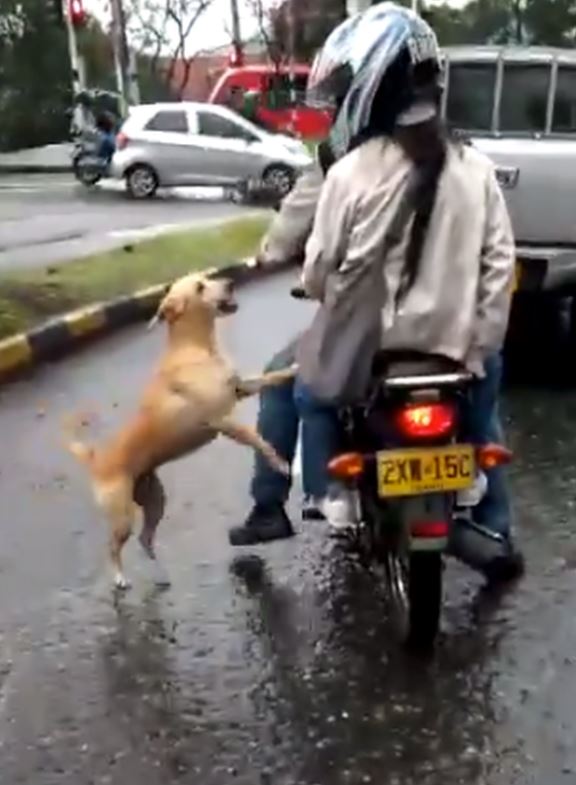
[150,273,238,328]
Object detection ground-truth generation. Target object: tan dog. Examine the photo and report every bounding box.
[66,273,295,589]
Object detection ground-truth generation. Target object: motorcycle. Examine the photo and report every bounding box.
[291,287,512,649]
[71,135,110,187]
[70,88,122,188]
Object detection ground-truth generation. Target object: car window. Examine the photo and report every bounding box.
[197,112,258,142]
[145,110,188,133]
[446,63,496,131]
[553,66,576,133]
[500,64,550,133]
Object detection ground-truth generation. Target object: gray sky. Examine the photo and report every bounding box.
[85,0,469,56]
[85,0,272,54]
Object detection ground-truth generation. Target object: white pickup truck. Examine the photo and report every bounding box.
[442,46,576,312]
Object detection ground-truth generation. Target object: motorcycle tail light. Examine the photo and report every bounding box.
[395,402,456,440]
[328,452,365,480]
[477,443,513,469]
[116,132,129,150]
[411,520,449,538]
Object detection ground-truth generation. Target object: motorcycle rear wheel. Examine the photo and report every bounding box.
[385,550,442,650]
[73,162,102,187]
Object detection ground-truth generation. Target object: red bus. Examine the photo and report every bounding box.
[208,64,331,140]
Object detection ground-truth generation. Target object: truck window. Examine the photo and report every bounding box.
[500,64,550,133]
[553,66,576,133]
[446,63,496,131]
[266,73,308,109]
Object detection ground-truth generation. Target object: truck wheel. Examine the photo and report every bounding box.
[126,165,158,199]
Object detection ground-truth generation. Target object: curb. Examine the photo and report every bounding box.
[0,258,296,385]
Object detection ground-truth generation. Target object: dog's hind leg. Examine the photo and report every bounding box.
[134,472,170,587]
[217,419,291,476]
[96,479,137,590]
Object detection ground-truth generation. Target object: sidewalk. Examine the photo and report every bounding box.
[0,143,72,174]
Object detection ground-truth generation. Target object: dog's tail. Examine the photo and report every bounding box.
[63,413,97,466]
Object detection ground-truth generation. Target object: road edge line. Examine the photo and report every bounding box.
[0,258,295,386]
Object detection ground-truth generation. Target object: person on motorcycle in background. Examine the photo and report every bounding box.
[95,111,117,165]
[228,2,524,583]
[70,90,96,139]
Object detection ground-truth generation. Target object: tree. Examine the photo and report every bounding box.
[524,0,576,45]
[421,3,470,45]
[242,0,345,66]
[0,0,70,150]
[77,14,116,91]
[126,0,214,99]
[459,0,515,44]
[244,0,287,69]
[271,0,346,62]
[75,14,168,102]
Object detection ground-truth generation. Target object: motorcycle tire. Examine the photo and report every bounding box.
[385,550,442,650]
[74,165,102,187]
[406,552,442,649]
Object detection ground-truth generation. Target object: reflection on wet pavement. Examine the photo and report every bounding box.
[1,283,576,784]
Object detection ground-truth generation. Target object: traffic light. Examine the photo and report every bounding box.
[69,0,87,27]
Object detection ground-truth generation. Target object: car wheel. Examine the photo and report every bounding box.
[126,165,158,199]
[262,165,295,199]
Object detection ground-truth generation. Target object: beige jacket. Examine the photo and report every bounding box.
[258,163,324,265]
[302,138,515,375]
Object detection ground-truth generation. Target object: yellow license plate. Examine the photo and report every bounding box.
[377,445,475,498]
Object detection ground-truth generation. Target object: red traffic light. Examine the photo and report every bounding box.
[69,0,86,26]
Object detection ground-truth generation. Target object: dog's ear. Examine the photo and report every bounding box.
[148,291,186,329]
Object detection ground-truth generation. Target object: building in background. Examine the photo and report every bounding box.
[166,36,268,102]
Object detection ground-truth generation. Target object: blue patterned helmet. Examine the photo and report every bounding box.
[307,2,440,158]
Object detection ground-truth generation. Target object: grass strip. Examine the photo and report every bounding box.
[0,215,270,339]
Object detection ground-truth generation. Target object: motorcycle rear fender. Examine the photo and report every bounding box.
[397,494,452,552]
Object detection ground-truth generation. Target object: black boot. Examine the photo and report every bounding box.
[228,503,295,546]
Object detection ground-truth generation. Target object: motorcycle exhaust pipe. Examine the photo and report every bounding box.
[448,517,511,572]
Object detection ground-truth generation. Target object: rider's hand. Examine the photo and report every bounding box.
[465,348,486,379]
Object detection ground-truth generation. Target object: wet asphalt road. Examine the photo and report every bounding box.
[0,175,247,271]
[2,273,576,784]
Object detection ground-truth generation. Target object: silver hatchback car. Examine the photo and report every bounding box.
[111,102,313,199]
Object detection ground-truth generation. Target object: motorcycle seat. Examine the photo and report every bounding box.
[372,350,465,380]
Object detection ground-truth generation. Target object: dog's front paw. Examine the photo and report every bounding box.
[275,460,291,477]
[114,573,131,591]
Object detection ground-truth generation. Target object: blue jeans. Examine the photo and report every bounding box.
[98,132,115,164]
[251,343,511,540]
[250,340,300,506]
[465,353,510,536]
